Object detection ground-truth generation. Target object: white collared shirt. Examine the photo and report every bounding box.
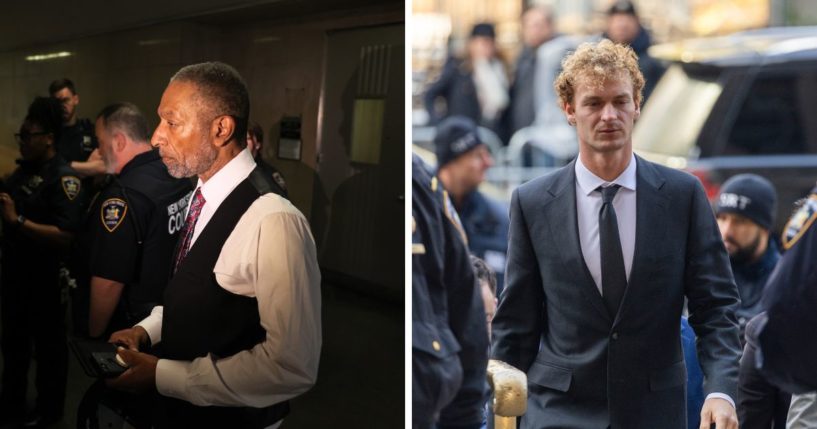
[190,148,256,247]
[575,154,637,295]
[137,148,321,409]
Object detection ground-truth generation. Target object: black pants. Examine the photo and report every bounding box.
[78,383,288,429]
[738,342,791,428]
[0,267,68,418]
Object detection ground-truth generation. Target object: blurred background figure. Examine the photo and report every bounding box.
[503,6,556,140]
[601,0,665,102]
[0,96,86,428]
[424,23,509,137]
[247,121,289,198]
[49,78,105,178]
[503,5,578,167]
[434,116,509,294]
[470,255,497,429]
[470,255,497,340]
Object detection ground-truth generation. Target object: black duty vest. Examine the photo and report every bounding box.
[157,168,288,428]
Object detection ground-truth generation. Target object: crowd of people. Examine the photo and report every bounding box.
[0,63,319,429]
[413,15,817,429]
[423,1,665,167]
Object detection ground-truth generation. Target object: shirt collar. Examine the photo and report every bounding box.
[196,148,256,210]
[575,153,637,196]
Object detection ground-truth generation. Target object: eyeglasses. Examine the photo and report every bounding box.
[14,131,50,143]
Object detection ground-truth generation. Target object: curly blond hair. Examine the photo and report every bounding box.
[554,39,645,108]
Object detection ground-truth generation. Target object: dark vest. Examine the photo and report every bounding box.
[158,168,288,428]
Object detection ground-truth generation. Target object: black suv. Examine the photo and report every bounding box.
[634,26,817,232]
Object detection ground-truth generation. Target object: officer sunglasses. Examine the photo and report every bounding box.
[14,131,51,143]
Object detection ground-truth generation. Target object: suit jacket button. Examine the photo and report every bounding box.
[611,332,619,340]
[432,340,441,352]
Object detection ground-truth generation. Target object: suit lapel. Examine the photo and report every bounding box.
[542,161,611,323]
[614,156,670,325]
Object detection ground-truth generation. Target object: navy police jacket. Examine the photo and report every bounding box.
[412,155,488,429]
[751,185,817,393]
[459,190,509,295]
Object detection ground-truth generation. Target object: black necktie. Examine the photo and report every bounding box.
[598,185,626,319]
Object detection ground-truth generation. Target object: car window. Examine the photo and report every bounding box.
[724,72,813,155]
[634,65,723,157]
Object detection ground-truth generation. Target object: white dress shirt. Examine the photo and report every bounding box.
[137,148,322,413]
[575,154,637,294]
[574,154,734,409]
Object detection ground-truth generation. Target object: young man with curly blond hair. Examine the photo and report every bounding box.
[491,40,742,429]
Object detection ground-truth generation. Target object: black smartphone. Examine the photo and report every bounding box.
[69,338,128,378]
[91,350,127,378]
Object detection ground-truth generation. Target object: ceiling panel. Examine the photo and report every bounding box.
[1,0,400,52]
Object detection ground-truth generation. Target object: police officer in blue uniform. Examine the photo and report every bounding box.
[413,154,488,429]
[434,116,509,294]
[0,97,86,427]
[81,102,193,339]
[748,184,817,394]
[49,79,98,166]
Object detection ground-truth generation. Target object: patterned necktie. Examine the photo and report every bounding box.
[598,185,627,319]
[174,188,205,273]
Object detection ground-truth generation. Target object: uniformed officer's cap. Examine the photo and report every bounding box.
[715,174,777,230]
[434,116,483,169]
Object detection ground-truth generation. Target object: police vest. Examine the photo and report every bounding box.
[158,167,288,428]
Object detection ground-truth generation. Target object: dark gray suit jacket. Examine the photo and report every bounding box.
[491,156,742,429]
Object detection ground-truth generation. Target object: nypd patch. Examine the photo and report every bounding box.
[61,176,81,200]
[101,198,128,233]
[782,193,817,250]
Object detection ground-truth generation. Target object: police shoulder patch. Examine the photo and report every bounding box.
[100,198,128,233]
[782,193,817,250]
[61,176,81,200]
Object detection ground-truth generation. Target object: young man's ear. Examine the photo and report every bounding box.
[211,116,236,147]
[563,101,576,126]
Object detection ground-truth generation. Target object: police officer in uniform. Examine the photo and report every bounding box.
[0,97,86,427]
[83,102,193,338]
[747,184,817,394]
[49,78,99,169]
[412,154,488,429]
[434,116,509,294]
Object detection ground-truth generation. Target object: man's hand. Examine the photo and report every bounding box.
[700,397,738,429]
[0,193,18,223]
[105,347,158,394]
[108,326,150,351]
